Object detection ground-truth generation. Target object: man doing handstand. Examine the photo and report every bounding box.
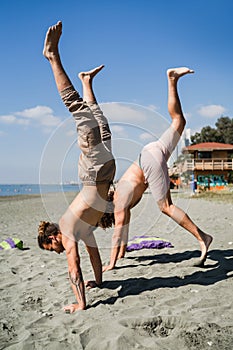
[38,21,115,313]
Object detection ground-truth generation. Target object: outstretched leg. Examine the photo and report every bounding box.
[158,68,212,266]
[79,66,113,150]
[78,65,105,103]
[43,22,103,154]
[157,67,194,162]
[158,191,213,267]
[167,67,194,136]
[43,21,72,92]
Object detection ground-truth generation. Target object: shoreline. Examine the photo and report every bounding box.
[1,187,233,200]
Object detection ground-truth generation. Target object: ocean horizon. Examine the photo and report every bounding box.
[0,184,81,197]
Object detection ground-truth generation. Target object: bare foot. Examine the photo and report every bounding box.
[78,65,105,82]
[194,232,213,267]
[167,67,194,81]
[85,280,99,289]
[63,303,84,313]
[43,21,62,60]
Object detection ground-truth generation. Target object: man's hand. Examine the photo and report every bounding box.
[102,264,114,272]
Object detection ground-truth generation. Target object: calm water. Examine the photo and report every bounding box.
[0,184,81,197]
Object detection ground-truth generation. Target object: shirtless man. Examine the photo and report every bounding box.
[103,67,213,271]
[38,21,115,313]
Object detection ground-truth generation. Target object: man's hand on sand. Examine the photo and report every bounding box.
[102,265,114,272]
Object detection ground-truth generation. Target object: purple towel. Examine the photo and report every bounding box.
[126,235,173,252]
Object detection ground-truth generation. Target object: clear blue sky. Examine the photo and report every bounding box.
[1,0,233,183]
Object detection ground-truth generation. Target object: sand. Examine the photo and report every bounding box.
[0,190,233,349]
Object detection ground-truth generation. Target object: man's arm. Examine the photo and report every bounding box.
[103,208,131,272]
[83,231,103,287]
[64,241,86,312]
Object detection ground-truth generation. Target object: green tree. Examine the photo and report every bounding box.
[191,125,220,144]
[215,116,233,144]
[191,116,233,144]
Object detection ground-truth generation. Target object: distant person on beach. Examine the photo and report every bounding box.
[38,21,115,313]
[102,67,213,272]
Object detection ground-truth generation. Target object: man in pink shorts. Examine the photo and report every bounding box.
[103,67,213,271]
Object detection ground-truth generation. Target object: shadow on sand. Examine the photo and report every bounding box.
[91,249,233,308]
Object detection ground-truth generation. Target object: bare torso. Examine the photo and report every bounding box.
[60,183,110,242]
[115,162,148,211]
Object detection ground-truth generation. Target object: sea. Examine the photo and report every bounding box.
[0,184,81,197]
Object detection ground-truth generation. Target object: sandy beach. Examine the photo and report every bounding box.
[0,190,233,349]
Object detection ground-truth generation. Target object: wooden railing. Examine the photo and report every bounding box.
[169,158,233,175]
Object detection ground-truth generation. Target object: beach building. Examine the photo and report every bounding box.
[169,142,233,190]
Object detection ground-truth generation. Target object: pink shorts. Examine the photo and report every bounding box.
[140,126,180,202]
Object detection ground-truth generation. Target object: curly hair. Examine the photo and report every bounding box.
[37,221,59,249]
[97,189,115,229]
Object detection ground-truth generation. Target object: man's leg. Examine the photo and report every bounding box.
[158,67,194,161]
[158,68,212,266]
[78,67,115,201]
[167,67,194,136]
[79,68,112,152]
[78,66,104,104]
[43,22,104,165]
[158,191,213,267]
[43,21,73,92]
[43,21,93,116]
